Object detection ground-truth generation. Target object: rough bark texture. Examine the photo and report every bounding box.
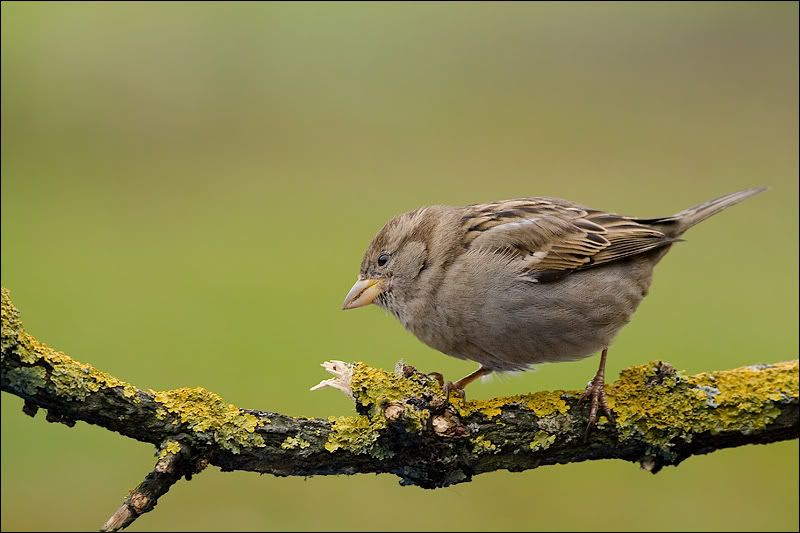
[2,287,799,530]
[100,440,203,532]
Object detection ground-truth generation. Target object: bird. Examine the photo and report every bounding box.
[342,187,766,430]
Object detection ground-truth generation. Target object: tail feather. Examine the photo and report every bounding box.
[639,187,767,236]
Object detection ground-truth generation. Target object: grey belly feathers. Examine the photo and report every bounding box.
[410,251,656,371]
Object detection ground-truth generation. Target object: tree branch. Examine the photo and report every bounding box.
[2,287,798,530]
[100,439,203,532]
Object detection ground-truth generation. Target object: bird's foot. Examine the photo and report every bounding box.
[427,372,445,387]
[442,381,467,402]
[426,373,466,414]
[579,374,614,439]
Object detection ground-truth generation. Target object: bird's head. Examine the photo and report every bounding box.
[342,208,445,320]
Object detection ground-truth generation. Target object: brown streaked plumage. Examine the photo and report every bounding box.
[342,188,766,429]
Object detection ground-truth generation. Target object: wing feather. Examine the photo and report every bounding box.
[462,198,674,281]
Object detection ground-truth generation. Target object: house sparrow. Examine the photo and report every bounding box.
[342,188,765,429]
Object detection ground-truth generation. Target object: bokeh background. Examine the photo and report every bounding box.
[2,2,798,531]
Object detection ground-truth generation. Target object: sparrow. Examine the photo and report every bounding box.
[342,187,765,429]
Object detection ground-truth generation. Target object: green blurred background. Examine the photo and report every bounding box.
[2,2,798,531]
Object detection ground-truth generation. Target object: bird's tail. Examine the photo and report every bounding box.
[640,187,767,236]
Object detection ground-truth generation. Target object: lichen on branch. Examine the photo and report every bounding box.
[313,357,798,469]
[1,286,799,530]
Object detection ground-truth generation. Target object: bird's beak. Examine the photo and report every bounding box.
[342,278,384,310]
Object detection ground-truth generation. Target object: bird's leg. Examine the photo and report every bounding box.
[443,366,492,403]
[428,366,491,415]
[580,347,615,436]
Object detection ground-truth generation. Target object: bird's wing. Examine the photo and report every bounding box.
[461,198,676,282]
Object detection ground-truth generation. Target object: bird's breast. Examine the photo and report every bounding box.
[402,252,655,370]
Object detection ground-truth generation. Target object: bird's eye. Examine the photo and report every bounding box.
[377,253,391,267]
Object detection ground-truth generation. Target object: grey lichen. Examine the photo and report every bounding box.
[695,385,721,408]
[5,366,47,396]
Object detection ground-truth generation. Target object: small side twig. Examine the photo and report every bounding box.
[100,440,204,532]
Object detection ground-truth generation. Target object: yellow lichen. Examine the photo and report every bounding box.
[325,415,388,456]
[349,362,436,410]
[461,395,519,418]
[153,387,265,453]
[323,363,435,455]
[2,289,139,401]
[324,363,576,453]
[2,288,264,455]
[281,436,311,450]
[529,430,556,451]
[608,361,799,453]
[460,390,570,419]
[7,288,795,462]
[159,439,183,459]
[472,435,498,454]
[525,391,570,417]
[43,344,139,401]
[1,287,24,355]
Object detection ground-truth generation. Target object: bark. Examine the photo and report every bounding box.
[1,287,797,531]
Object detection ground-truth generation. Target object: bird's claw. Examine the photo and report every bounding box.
[427,372,445,387]
[580,377,614,440]
[443,381,466,401]
[429,379,466,415]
